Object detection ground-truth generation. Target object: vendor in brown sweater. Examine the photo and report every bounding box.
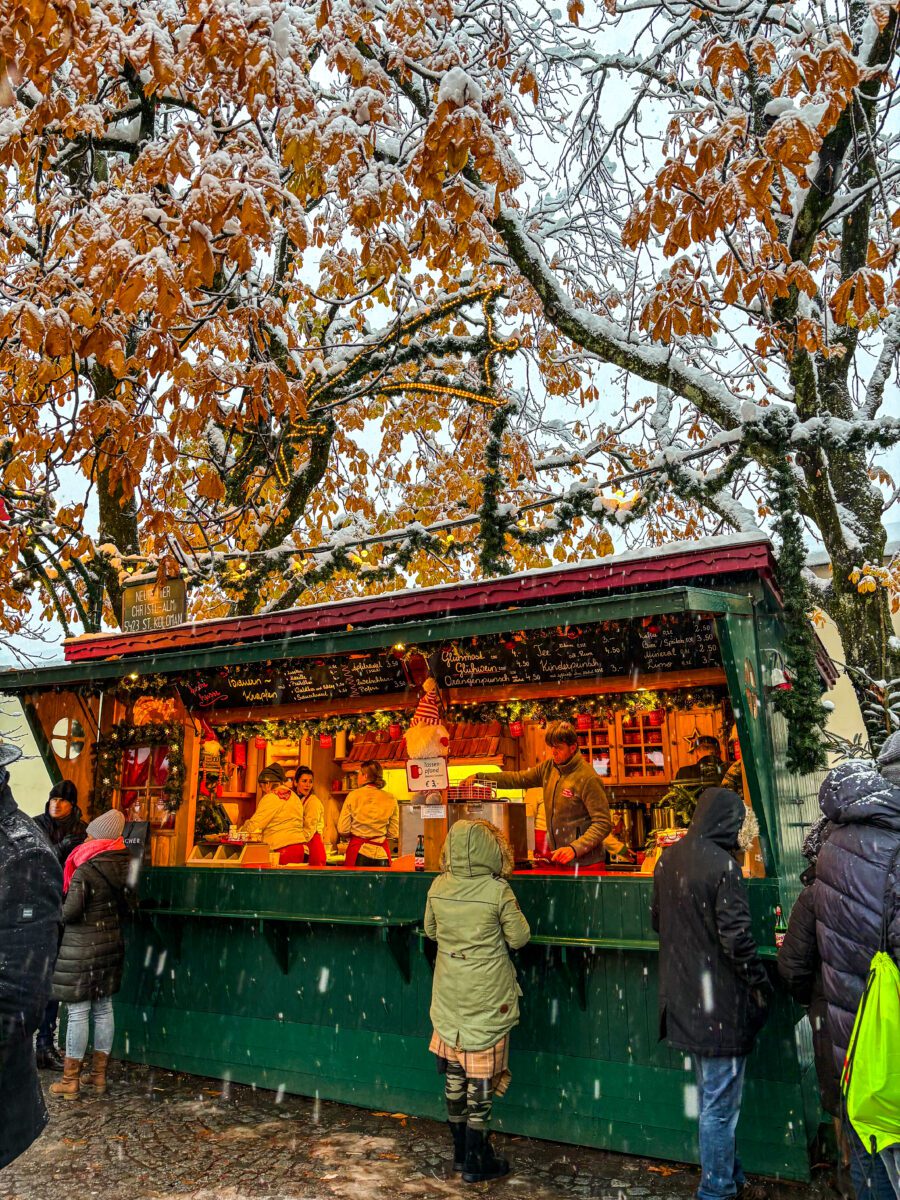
[466,721,612,867]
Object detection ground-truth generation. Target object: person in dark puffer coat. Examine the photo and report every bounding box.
[33,779,88,1071]
[777,821,852,1197]
[0,742,62,1170]
[49,808,133,1102]
[811,739,900,1200]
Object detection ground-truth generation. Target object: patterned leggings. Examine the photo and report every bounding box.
[445,1060,493,1129]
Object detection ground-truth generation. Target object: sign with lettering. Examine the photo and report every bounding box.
[181,651,409,710]
[406,757,449,792]
[122,579,187,634]
[179,615,722,715]
[432,616,719,692]
[634,615,720,674]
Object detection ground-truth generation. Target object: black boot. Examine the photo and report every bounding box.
[36,1045,64,1072]
[462,1126,510,1184]
[448,1121,467,1172]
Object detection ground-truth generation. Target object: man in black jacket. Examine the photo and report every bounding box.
[33,779,87,1070]
[652,788,771,1200]
[0,742,63,1170]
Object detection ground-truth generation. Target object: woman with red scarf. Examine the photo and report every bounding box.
[49,808,132,1101]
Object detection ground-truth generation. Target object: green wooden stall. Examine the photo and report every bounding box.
[1,536,832,1180]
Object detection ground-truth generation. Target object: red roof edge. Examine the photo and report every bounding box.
[65,536,777,664]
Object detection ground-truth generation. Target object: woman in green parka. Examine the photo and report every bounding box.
[424,819,531,1184]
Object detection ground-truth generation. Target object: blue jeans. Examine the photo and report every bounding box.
[880,1148,900,1200]
[64,997,115,1060]
[846,1122,896,1200]
[691,1055,747,1200]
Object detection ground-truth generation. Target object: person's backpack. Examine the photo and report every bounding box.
[841,846,900,1154]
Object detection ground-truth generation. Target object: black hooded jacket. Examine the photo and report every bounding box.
[652,788,770,1056]
[810,760,900,1071]
[0,769,62,1169]
[34,798,87,868]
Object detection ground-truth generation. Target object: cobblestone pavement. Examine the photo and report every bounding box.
[1,1064,836,1200]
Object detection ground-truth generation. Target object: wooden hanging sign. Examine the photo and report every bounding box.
[121,579,187,634]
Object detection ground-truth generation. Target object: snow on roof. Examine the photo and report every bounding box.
[63,532,775,664]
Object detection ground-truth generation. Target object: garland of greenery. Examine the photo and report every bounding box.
[477,403,515,576]
[92,721,187,814]
[769,453,827,774]
[209,686,723,745]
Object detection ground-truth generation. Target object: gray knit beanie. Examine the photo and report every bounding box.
[877,731,900,786]
[87,808,126,840]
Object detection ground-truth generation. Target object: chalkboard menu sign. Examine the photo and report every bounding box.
[634,615,720,674]
[180,615,721,713]
[432,616,719,691]
[181,651,410,710]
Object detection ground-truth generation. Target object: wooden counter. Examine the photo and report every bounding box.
[115,867,817,1180]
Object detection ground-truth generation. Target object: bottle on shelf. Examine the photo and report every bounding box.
[414,834,425,872]
[774,904,787,948]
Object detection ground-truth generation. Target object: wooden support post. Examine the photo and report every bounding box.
[423,814,448,870]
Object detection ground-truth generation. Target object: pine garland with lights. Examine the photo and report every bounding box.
[211,686,723,746]
[769,454,828,774]
[92,722,187,814]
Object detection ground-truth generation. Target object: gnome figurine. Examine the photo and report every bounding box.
[405,677,450,760]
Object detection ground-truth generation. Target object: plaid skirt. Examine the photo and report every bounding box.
[429,1030,512,1096]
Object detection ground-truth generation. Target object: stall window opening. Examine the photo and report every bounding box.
[119,746,173,829]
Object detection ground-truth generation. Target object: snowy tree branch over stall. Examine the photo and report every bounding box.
[1,0,899,751]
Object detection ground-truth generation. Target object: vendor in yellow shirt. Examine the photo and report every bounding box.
[292,765,327,866]
[241,764,310,866]
[338,760,399,867]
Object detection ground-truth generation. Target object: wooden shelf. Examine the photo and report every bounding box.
[219,791,255,800]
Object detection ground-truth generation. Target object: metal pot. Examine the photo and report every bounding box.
[651,805,675,831]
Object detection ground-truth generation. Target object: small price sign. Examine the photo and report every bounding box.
[406,756,449,792]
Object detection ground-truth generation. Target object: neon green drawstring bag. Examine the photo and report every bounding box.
[841,848,900,1155]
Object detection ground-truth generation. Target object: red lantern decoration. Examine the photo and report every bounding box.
[576,712,593,731]
[388,722,402,741]
[319,732,333,749]
[508,719,524,738]
[254,736,267,750]
[232,741,247,767]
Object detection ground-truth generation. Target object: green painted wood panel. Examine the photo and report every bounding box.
[116,869,818,1180]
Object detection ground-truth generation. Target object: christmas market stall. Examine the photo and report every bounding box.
[0,533,837,1179]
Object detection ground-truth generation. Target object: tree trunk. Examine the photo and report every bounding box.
[824,546,900,751]
[93,365,139,629]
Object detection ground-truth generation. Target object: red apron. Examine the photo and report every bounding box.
[279,833,327,866]
[344,836,391,867]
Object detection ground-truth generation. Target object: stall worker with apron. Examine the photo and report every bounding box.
[241,764,309,865]
[338,761,399,866]
[468,721,612,867]
[292,766,327,866]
